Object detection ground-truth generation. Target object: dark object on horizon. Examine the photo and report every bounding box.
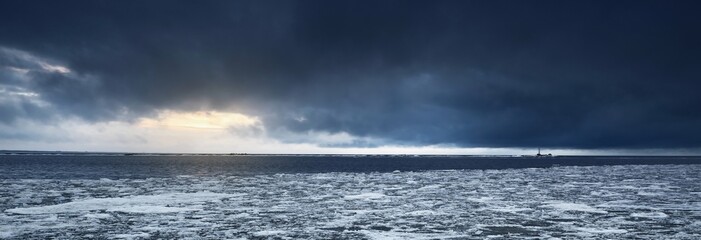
[536,148,553,157]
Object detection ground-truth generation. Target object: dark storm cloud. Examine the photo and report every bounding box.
[1,0,700,149]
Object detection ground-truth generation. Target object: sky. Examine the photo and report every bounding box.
[1,0,700,155]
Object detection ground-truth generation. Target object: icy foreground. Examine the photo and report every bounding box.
[1,165,700,239]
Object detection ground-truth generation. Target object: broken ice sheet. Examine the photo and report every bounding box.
[1,165,700,239]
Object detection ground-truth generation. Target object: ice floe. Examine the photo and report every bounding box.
[343,192,386,200]
[545,202,608,214]
[574,227,628,234]
[630,212,668,218]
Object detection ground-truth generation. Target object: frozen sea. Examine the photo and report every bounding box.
[1,155,700,239]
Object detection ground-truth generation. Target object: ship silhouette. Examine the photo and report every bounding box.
[536,148,552,157]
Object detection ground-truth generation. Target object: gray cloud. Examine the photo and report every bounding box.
[1,0,700,149]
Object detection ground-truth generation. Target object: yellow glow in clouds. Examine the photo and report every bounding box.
[139,110,260,130]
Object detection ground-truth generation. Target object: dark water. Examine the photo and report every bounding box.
[1,155,699,179]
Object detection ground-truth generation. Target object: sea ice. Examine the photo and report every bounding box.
[343,192,386,200]
[0,164,699,239]
[630,212,668,218]
[545,202,608,214]
[574,227,628,234]
[5,192,238,215]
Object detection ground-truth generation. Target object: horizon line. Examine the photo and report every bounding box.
[2,149,701,157]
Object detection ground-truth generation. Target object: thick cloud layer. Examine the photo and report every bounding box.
[1,0,700,149]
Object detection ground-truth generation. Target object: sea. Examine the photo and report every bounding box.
[0,154,700,239]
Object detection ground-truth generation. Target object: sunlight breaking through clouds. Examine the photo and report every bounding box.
[2,1,701,153]
[138,110,262,130]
